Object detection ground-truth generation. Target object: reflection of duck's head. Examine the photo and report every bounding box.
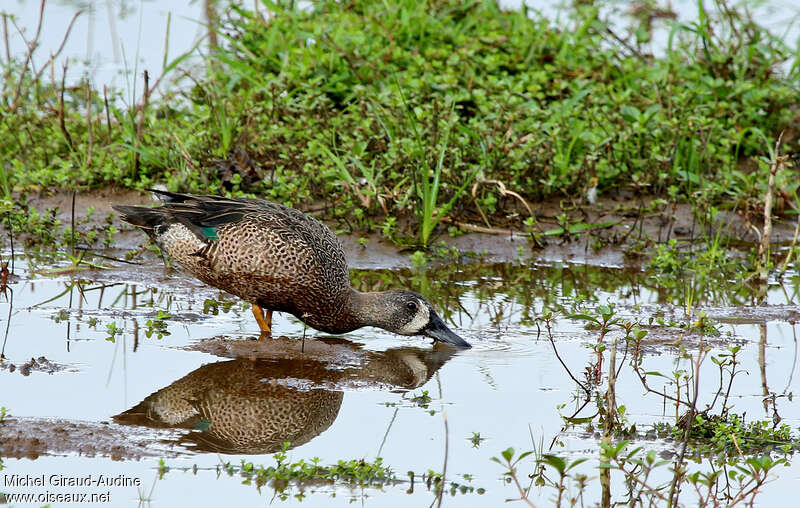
[114,338,457,454]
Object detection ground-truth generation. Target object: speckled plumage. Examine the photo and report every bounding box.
[114,190,471,347]
[114,359,343,454]
[113,342,456,453]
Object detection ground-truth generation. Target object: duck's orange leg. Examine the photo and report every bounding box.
[252,303,273,338]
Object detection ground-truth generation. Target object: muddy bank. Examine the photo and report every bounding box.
[8,188,798,268]
[0,416,188,460]
[0,356,76,376]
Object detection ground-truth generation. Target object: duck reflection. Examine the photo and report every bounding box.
[114,337,457,454]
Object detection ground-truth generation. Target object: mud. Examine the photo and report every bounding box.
[0,417,188,460]
[0,356,75,376]
[9,188,798,268]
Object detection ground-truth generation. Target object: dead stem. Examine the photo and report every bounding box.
[436,411,448,508]
[9,0,45,109]
[2,14,10,92]
[538,319,591,398]
[70,190,76,257]
[7,212,14,273]
[58,61,73,149]
[666,336,708,507]
[85,81,93,168]
[28,10,82,91]
[0,285,12,360]
[204,0,218,48]
[778,209,800,276]
[600,335,618,508]
[757,132,788,282]
[103,85,112,139]
[133,70,150,177]
[471,179,537,231]
[440,217,515,236]
[759,323,769,399]
[10,3,82,111]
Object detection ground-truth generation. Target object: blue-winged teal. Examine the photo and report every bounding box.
[114,339,456,453]
[114,191,471,347]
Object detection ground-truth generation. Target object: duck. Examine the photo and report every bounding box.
[113,190,471,348]
[114,338,457,453]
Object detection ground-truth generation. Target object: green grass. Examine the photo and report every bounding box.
[1,0,799,248]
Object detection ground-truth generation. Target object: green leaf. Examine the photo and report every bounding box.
[541,454,566,474]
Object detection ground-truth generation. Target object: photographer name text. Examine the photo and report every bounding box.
[4,473,141,488]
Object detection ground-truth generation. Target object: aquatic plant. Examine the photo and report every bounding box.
[144,311,171,339]
[493,298,800,507]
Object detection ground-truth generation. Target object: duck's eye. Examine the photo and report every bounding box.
[405,301,418,312]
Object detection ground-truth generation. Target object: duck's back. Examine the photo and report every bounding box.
[115,192,351,324]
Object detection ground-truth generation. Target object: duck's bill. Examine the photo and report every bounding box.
[423,314,472,348]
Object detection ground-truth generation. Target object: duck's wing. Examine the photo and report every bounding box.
[114,192,351,312]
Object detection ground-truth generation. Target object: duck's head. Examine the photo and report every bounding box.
[373,290,471,348]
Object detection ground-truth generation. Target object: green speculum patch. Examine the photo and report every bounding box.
[200,226,219,241]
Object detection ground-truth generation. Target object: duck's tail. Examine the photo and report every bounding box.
[113,189,216,236]
[111,204,174,240]
[112,189,196,227]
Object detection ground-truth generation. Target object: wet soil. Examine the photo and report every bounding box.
[12,187,800,267]
[0,417,187,460]
[0,356,75,376]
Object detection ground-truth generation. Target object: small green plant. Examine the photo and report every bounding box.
[105,321,123,342]
[214,443,398,500]
[490,447,538,505]
[203,298,235,315]
[409,250,428,269]
[53,309,70,323]
[657,412,800,456]
[408,390,432,408]
[158,458,169,479]
[469,432,485,448]
[145,311,171,339]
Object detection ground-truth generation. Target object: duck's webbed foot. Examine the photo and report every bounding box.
[252,303,273,339]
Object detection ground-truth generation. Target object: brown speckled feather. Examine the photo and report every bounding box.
[114,191,351,332]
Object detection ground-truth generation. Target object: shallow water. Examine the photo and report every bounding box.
[1,251,799,507]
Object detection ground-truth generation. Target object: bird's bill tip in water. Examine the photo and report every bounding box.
[423,313,471,348]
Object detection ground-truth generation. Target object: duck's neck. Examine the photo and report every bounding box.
[338,288,387,332]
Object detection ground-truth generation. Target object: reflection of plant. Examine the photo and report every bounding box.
[509,300,800,507]
[0,407,5,471]
[221,442,399,501]
[154,442,484,502]
[145,311,171,339]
